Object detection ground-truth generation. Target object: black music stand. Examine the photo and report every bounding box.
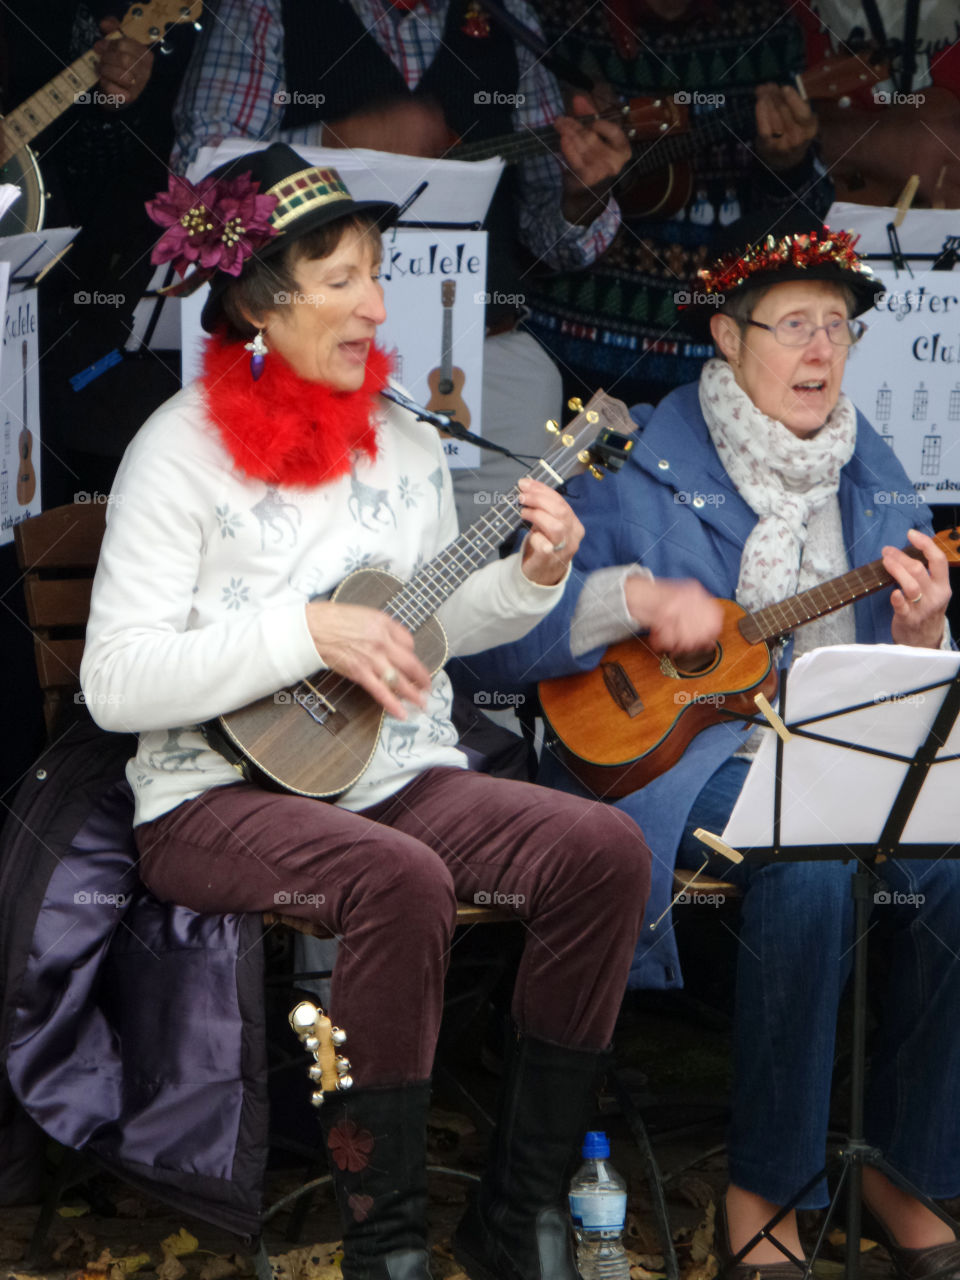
[705,644,960,1280]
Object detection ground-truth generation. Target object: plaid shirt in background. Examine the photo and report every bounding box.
[171,0,620,270]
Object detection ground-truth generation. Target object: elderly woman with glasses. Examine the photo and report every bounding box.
[459,214,960,1279]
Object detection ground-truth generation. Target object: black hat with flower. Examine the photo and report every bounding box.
[146,143,398,333]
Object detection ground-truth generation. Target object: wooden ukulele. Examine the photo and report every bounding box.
[538,526,960,799]
[445,54,888,220]
[0,0,202,237]
[288,1001,351,1107]
[205,392,635,798]
[426,280,470,427]
[612,52,891,218]
[448,95,682,166]
[15,340,35,506]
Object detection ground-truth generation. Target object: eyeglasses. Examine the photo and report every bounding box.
[743,316,867,347]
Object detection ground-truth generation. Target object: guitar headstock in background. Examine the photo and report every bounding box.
[119,0,203,45]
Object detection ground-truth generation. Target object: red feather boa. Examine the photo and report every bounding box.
[200,335,392,487]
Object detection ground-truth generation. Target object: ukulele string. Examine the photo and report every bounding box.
[289,440,576,718]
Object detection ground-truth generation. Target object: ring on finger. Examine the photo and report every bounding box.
[552,539,567,553]
[382,665,400,689]
[910,593,923,605]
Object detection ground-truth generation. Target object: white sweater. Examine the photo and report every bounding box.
[81,382,565,824]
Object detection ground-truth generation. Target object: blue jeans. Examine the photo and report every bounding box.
[677,757,960,1208]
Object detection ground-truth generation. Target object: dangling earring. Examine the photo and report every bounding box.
[245,328,267,381]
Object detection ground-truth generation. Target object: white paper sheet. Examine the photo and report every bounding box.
[723,644,960,850]
[189,140,504,226]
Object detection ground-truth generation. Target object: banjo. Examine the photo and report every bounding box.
[0,0,202,237]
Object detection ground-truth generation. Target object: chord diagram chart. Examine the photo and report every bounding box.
[921,432,942,477]
[881,429,895,449]
[876,385,892,422]
[950,385,960,422]
[913,384,928,421]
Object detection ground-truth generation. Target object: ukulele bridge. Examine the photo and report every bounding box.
[296,680,338,725]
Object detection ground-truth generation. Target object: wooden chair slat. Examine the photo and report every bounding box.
[13,503,106,570]
[34,637,84,690]
[22,576,93,628]
[673,865,739,897]
[264,902,514,939]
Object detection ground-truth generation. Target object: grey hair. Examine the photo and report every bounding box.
[721,281,856,326]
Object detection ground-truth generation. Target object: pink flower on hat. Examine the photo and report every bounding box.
[146,171,279,279]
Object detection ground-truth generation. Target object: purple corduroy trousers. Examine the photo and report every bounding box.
[135,766,651,1086]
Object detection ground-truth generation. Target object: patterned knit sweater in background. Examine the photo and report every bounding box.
[524,0,834,407]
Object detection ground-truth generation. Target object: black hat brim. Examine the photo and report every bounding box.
[683,209,884,341]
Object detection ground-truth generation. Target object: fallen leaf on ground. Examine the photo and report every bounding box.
[682,1260,718,1280]
[53,1228,97,1264]
[108,1252,152,1277]
[826,1229,877,1252]
[161,1229,199,1258]
[689,1202,716,1265]
[625,1214,663,1254]
[674,1177,717,1211]
[156,1253,187,1280]
[427,1108,475,1137]
[269,1243,342,1280]
[198,1255,240,1280]
[115,1198,149,1220]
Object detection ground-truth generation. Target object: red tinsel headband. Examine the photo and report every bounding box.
[696,228,876,298]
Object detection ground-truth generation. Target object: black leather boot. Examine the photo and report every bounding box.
[317,1081,432,1280]
[453,1030,607,1280]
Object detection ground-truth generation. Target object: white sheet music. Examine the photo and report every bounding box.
[723,644,960,849]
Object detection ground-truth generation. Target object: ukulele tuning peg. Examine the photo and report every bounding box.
[310,1090,325,1108]
[567,397,583,412]
[586,410,599,424]
[308,1063,324,1083]
[160,39,174,54]
[545,419,560,435]
[338,1074,354,1091]
[561,433,575,447]
[336,1056,352,1076]
[589,465,605,480]
[331,1026,347,1047]
[577,450,592,465]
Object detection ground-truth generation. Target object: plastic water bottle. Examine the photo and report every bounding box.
[568,1130,630,1279]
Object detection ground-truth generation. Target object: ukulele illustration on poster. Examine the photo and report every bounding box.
[426,280,471,428]
[15,340,35,505]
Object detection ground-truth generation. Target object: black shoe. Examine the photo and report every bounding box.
[862,1205,960,1280]
[316,1081,432,1280]
[453,1030,607,1280]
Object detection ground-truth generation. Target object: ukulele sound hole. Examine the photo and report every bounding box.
[670,644,721,677]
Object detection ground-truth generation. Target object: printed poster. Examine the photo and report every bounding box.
[843,270,960,497]
[0,280,42,546]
